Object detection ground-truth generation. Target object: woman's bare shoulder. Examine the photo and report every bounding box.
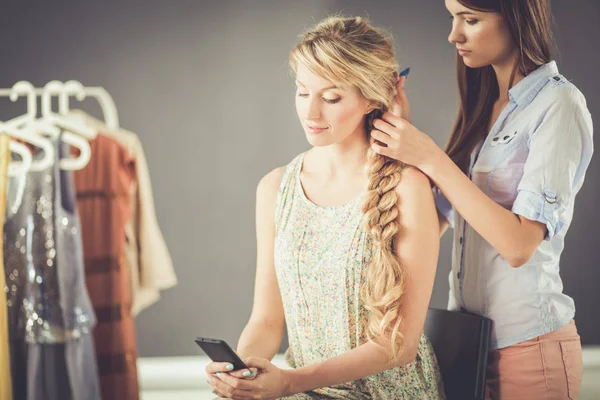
[257,167,284,203]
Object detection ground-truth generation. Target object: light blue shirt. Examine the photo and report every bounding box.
[434,61,594,349]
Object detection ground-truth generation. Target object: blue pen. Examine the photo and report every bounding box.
[399,66,411,77]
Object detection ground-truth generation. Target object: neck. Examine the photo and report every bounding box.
[492,50,525,102]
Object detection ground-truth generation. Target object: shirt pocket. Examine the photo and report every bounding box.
[471,164,493,193]
[488,163,525,208]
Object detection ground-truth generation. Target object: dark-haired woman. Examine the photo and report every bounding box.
[373,0,592,398]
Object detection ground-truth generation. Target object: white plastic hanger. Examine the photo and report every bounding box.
[1,81,119,132]
[1,80,119,171]
[1,81,56,171]
[3,81,91,171]
[0,82,34,173]
[41,81,97,140]
[59,81,86,115]
[5,81,61,138]
[5,138,30,214]
[0,122,53,172]
[0,118,55,173]
[3,81,38,128]
[65,81,119,131]
[40,81,92,170]
[7,140,32,177]
[83,86,119,131]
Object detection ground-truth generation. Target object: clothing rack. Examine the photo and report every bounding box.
[1,77,175,400]
[1,80,137,400]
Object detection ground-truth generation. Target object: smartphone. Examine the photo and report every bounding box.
[195,337,249,371]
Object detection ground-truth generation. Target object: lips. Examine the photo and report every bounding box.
[457,49,471,56]
[306,125,328,134]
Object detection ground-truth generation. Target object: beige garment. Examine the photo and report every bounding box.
[70,110,177,315]
[0,134,13,400]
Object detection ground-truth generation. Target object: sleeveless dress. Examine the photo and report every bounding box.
[274,153,445,399]
[4,135,101,400]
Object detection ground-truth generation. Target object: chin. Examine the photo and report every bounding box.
[463,53,499,70]
[462,57,487,69]
[305,136,333,147]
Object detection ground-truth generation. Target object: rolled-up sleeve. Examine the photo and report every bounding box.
[433,185,454,229]
[512,86,594,240]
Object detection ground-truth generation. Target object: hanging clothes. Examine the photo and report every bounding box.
[116,129,177,316]
[0,134,13,400]
[3,134,101,400]
[69,110,176,316]
[73,133,140,400]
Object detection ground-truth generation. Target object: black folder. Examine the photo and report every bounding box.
[424,308,493,400]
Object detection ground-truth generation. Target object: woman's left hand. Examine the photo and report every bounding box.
[370,112,442,175]
[209,357,292,399]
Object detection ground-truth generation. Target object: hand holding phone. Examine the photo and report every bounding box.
[195,337,254,375]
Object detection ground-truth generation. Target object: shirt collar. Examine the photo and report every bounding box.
[508,61,558,106]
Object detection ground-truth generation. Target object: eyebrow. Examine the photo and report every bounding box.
[295,80,340,91]
[454,11,477,16]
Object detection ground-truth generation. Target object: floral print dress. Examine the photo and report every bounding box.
[273,153,445,399]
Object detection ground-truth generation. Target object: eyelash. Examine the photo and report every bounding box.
[448,16,479,25]
[296,93,341,104]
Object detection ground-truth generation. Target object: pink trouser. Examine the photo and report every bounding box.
[485,320,583,400]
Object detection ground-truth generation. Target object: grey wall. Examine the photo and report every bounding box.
[1,0,598,357]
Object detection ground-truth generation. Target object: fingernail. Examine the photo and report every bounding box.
[399,67,410,77]
[212,390,217,394]
[243,370,252,377]
[216,372,222,378]
[225,364,234,371]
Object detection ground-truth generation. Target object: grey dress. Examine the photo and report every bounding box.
[4,135,101,400]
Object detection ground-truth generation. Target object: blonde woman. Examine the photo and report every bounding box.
[206,16,445,399]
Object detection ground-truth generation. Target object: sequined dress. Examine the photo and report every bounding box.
[4,135,101,400]
[274,153,445,399]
